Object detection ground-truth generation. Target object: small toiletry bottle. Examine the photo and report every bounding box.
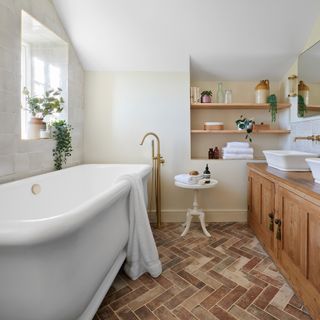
[213,147,220,159]
[203,164,211,184]
[208,148,214,159]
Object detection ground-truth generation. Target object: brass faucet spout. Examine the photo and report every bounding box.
[140,132,161,156]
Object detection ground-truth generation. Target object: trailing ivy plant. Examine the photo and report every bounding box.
[267,94,278,122]
[298,95,307,118]
[52,120,73,170]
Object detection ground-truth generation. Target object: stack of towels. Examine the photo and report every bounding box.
[223,142,254,160]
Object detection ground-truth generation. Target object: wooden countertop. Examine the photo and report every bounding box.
[248,163,320,202]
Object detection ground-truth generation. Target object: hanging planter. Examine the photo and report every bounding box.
[267,94,278,122]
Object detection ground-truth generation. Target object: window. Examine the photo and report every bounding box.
[21,11,68,140]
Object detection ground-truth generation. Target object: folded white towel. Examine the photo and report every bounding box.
[226,142,250,149]
[223,147,254,155]
[175,174,201,185]
[223,154,254,160]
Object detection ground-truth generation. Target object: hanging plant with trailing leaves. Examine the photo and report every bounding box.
[298,95,307,118]
[267,94,278,122]
[52,120,73,170]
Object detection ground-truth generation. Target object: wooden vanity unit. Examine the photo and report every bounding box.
[247,163,320,320]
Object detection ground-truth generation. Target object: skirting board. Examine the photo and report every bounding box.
[148,209,247,223]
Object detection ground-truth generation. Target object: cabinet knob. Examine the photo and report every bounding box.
[268,213,274,231]
[274,219,282,240]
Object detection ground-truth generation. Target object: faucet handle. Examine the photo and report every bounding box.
[160,157,165,164]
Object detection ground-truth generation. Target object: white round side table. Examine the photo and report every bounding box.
[175,179,218,237]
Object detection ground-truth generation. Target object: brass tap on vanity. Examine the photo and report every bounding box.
[247,163,320,320]
[294,134,320,142]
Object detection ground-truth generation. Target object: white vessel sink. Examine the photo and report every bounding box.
[306,158,320,183]
[263,150,319,171]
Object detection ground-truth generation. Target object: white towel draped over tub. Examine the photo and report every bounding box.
[118,173,162,280]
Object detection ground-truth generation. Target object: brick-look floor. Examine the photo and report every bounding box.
[94,223,313,320]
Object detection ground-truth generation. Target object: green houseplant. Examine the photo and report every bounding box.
[267,94,278,122]
[52,120,73,170]
[235,115,254,142]
[23,87,64,139]
[201,90,213,103]
[298,95,307,117]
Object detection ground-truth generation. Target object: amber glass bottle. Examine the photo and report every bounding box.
[208,148,214,159]
[213,147,220,159]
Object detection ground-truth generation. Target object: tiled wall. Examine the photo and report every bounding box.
[290,118,320,153]
[0,0,84,183]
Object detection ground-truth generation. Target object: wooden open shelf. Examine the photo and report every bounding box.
[191,129,291,134]
[191,102,291,110]
[307,105,320,111]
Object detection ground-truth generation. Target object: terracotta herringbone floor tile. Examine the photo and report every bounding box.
[95,223,314,320]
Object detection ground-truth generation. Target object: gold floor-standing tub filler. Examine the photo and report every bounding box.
[140,132,165,228]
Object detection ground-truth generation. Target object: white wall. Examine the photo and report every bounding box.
[84,71,254,222]
[0,0,84,183]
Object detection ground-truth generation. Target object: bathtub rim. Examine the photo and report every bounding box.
[0,163,152,246]
[0,163,152,191]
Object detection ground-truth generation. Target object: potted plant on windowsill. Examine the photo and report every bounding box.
[22,87,64,139]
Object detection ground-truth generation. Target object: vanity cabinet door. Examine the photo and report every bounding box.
[248,172,275,255]
[260,176,275,253]
[278,187,320,318]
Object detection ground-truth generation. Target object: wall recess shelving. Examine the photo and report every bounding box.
[190,100,291,160]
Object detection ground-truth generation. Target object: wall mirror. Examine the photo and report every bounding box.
[297,39,320,118]
[21,11,68,140]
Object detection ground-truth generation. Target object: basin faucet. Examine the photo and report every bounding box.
[294,135,320,142]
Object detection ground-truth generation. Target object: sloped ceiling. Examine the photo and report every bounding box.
[53,0,320,80]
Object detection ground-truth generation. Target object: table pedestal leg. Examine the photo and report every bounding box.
[181,189,211,237]
[199,211,211,237]
[181,210,192,237]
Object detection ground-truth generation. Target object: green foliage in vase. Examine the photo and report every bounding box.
[298,95,307,118]
[52,120,73,170]
[235,115,254,142]
[23,87,64,118]
[201,90,213,97]
[267,94,278,122]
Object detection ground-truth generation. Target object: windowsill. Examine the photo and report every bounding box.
[21,138,53,141]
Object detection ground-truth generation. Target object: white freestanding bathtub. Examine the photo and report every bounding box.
[0,164,151,320]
